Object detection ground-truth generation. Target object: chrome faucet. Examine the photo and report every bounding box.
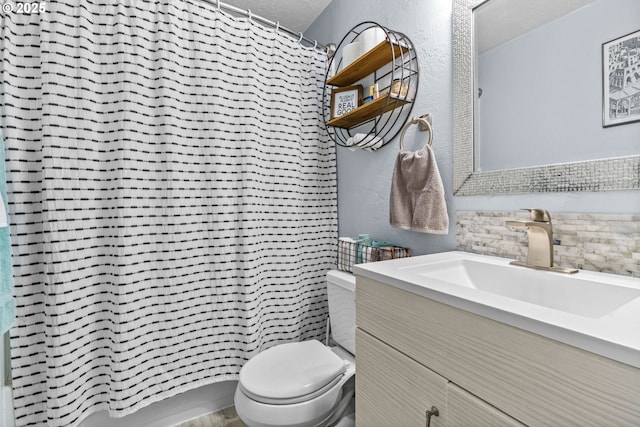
[506,209,577,274]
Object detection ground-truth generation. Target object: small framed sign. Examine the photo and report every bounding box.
[330,85,362,119]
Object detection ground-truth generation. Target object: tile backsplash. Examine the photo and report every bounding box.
[456,211,640,277]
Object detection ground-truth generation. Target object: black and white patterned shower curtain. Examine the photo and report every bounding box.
[0,1,337,425]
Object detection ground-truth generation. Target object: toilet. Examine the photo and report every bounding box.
[234,270,356,427]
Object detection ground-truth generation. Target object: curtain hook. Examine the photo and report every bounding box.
[275,21,280,33]
[313,40,317,49]
[216,0,220,10]
[298,32,304,43]
[247,9,251,21]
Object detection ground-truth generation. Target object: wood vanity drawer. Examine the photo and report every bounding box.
[356,275,640,426]
[356,328,448,427]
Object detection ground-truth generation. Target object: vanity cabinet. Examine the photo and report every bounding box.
[355,275,640,426]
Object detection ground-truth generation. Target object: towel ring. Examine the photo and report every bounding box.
[399,116,433,151]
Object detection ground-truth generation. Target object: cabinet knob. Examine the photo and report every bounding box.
[425,405,440,427]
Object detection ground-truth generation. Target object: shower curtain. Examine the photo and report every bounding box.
[0,1,337,426]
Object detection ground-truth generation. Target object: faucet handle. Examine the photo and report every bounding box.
[522,208,551,222]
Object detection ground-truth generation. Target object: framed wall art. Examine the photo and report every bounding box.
[602,29,640,127]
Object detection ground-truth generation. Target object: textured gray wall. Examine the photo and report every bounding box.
[306,0,457,255]
[306,0,639,257]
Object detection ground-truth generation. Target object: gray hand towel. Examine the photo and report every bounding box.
[390,144,449,234]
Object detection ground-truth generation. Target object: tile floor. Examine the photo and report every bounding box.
[173,406,246,427]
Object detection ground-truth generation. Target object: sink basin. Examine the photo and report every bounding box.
[409,259,640,318]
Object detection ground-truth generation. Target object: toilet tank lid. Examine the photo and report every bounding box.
[327,270,355,292]
[239,340,346,401]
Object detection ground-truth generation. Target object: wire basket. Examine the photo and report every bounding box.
[337,237,411,273]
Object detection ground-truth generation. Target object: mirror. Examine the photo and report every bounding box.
[453,0,640,195]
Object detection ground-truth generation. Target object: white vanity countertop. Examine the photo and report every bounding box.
[353,251,640,368]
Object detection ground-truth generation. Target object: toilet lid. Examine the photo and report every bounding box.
[239,340,346,402]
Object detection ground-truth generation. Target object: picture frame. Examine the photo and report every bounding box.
[330,85,362,119]
[602,29,640,127]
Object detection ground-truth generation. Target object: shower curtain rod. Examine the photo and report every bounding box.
[198,0,329,52]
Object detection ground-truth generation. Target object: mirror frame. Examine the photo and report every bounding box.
[452,0,640,195]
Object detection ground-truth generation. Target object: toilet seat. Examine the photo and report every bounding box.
[239,340,347,404]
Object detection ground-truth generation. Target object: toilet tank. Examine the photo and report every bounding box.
[326,270,356,355]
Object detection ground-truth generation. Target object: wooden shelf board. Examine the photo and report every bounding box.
[327,93,412,129]
[327,40,410,87]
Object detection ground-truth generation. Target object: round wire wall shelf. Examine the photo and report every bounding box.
[322,22,419,151]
